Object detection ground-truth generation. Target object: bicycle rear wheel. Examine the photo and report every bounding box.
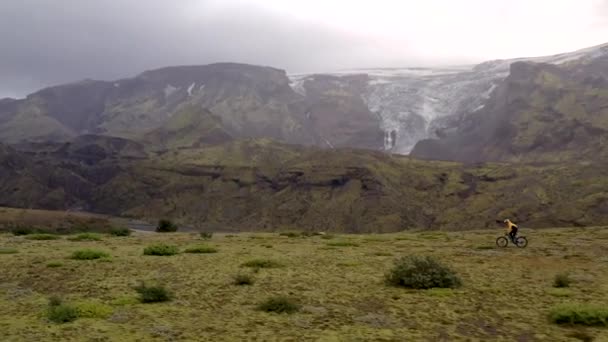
[515,236,528,248]
[496,236,508,248]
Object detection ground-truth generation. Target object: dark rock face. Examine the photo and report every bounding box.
[55,135,148,164]
[411,56,608,163]
[299,74,384,150]
[29,80,115,133]
[0,63,383,151]
[4,140,608,231]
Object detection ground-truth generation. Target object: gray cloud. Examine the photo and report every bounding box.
[0,0,404,97]
[1,0,607,98]
[596,0,608,25]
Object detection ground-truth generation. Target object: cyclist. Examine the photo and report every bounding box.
[503,219,518,242]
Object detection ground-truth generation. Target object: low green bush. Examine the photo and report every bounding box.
[385,255,462,289]
[110,227,131,237]
[279,232,300,238]
[134,283,172,303]
[549,303,608,326]
[71,249,110,260]
[156,219,178,233]
[11,226,37,236]
[143,244,179,256]
[257,296,300,314]
[47,297,79,323]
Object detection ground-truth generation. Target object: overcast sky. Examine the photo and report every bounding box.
[1,0,608,98]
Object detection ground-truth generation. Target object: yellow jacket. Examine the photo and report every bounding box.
[504,219,518,233]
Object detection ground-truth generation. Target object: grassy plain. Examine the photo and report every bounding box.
[0,227,607,341]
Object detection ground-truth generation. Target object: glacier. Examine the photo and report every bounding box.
[289,43,608,155]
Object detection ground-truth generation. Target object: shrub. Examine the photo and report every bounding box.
[279,232,300,238]
[110,227,131,237]
[257,296,300,314]
[241,259,283,269]
[134,283,171,303]
[156,219,178,233]
[0,248,18,254]
[233,274,255,286]
[184,246,218,254]
[11,226,36,236]
[385,255,462,289]
[47,261,64,268]
[143,244,179,256]
[553,273,571,288]
[549,303,608,326]
[199,231,213,240]
[68,233,102,241]
[47,297,79,323]
[326,241,359,247]
[71,249,110,260]
[25,234,60,241]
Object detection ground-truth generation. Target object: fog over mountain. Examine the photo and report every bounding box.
[2,0,608,98]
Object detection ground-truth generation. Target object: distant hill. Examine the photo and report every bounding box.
[0,63,384,151]
[3,140,608,231]
[2,43,607,155]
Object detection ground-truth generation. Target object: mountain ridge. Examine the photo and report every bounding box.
[3,139,608,231]
[2,43,606,155]
[410,53,608,163]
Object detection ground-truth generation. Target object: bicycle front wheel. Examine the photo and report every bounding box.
[496,236,509,248]
[515,236,528,248]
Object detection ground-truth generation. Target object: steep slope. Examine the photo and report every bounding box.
[0,143,91,209]
[55,135,148,164]
[3,140,608,231]
[144,105,233,149]
[296,74,384,149]
[3,44,606,153]
[291,42,608,153]
[411,55,608,162]
[0,63,384,150]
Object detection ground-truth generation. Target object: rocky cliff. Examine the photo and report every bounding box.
[411,53,608,163]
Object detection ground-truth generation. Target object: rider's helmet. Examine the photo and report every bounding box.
[503,219,509,223]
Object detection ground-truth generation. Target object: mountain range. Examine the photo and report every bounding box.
[1,42,608,230]
[2,42,607,159]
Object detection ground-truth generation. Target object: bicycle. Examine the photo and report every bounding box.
[496,233,528,248]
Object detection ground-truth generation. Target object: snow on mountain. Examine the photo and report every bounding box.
[289,42,608,154]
